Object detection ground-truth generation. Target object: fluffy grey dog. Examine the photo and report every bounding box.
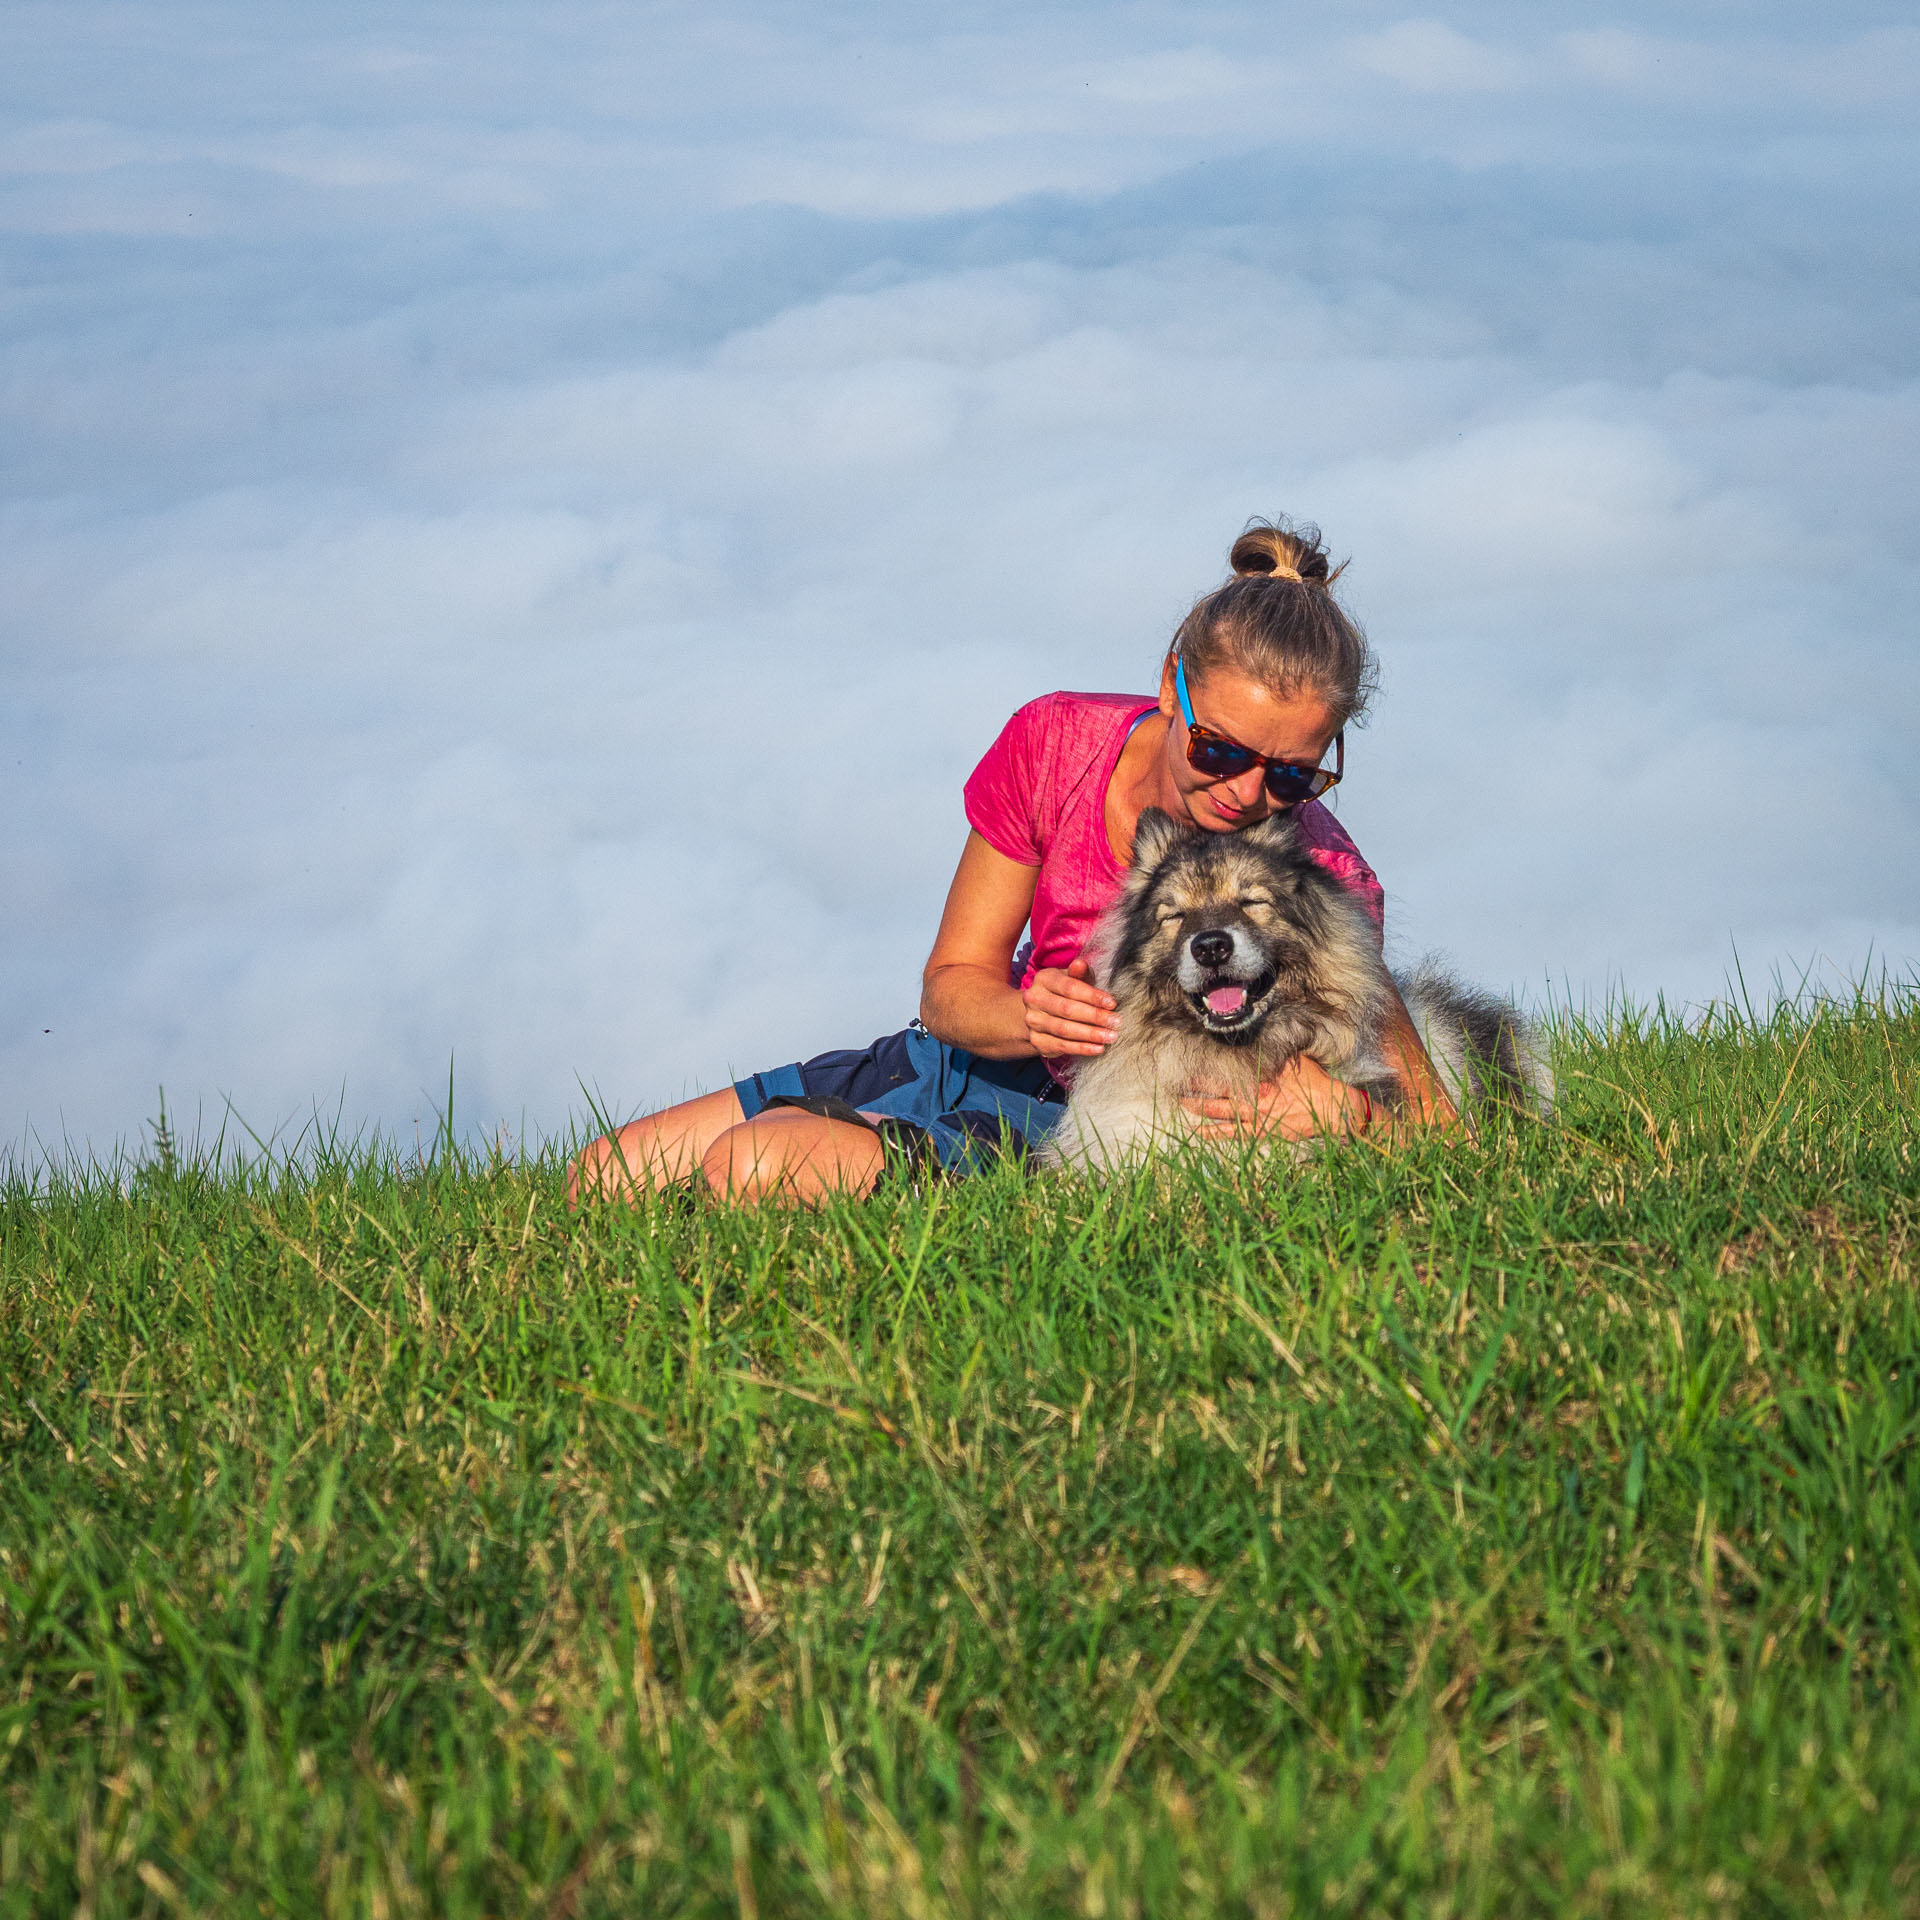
[1038,808,1552,1172]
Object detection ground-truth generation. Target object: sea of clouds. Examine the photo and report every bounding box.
[4,1,1917,1156]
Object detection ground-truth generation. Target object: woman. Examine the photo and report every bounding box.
[569,519,1454,1206]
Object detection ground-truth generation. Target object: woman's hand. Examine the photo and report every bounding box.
[1179,1054,1369,1141]
[1023,958,1121,1059]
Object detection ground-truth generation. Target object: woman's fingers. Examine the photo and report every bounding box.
[1031,1011,1119,1046]
[1031,1014,1112,1043]
[1024,969,1120,1056]
[1031,986,1117,1022]
[1029,1006,1121,1036]
[1030,1011,1111,1038]
[1178,1080,1359,1140]
[1027,1010,1115,1056]
[1060,957,1113,1001]
[1039,998,1117,1031]
[1034,967,1117,1013]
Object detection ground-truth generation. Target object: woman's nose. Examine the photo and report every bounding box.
[1223,764,1268,810]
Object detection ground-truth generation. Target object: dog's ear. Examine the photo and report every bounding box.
[1128,806,1183,875]
[1244,811,1302,857]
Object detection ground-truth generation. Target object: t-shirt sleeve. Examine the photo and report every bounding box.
[962,697,1051,865]
[1296,800,1386,941]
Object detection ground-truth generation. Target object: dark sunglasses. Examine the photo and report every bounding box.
[1175,656,1343,805]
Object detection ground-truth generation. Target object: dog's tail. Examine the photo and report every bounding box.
[1394,958,1555,1118]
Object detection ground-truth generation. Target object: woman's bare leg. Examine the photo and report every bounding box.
[699,1110,887,1206]
[567,1087,746,1206]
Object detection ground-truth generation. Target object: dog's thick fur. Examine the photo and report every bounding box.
[1038,808,1552,1172]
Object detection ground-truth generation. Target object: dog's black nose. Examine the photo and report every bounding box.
[1189,929,1233,969]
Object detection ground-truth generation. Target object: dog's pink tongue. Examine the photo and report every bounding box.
[1205,984,1248,1017]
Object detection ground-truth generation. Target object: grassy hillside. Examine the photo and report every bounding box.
[4,995,1918,1917]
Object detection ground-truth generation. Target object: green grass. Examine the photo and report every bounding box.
[4,992,1920,1917]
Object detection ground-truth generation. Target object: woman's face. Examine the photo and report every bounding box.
[1154,655,1339,834]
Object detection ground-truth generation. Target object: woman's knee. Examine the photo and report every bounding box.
[568,1090,745,1207]
[699,1114,884,1205]
[698,1120,786,1201]
[567,1125,651,1205]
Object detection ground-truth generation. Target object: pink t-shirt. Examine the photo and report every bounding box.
[963,690,1384,991]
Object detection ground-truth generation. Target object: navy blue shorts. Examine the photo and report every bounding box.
[732,1024,1067,1174]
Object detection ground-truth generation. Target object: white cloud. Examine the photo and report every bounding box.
[1347,21,1530,95]
[1560,26,1920,109]
[2,0,1916,1156]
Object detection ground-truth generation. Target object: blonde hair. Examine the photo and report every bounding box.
[1172,517,1378,729]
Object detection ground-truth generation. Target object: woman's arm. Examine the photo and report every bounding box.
[919,832,1121,1062]
[1376,979,1459,1128]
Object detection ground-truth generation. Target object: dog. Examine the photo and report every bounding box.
[1037,807,1552,1172]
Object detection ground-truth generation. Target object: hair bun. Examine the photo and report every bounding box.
[1173,512,1375,729]
[1229,518,1338,587]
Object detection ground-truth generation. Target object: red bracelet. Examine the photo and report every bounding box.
[1355,1087,1374,1129]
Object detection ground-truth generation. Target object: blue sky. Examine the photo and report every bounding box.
[5,2,1918,1155]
